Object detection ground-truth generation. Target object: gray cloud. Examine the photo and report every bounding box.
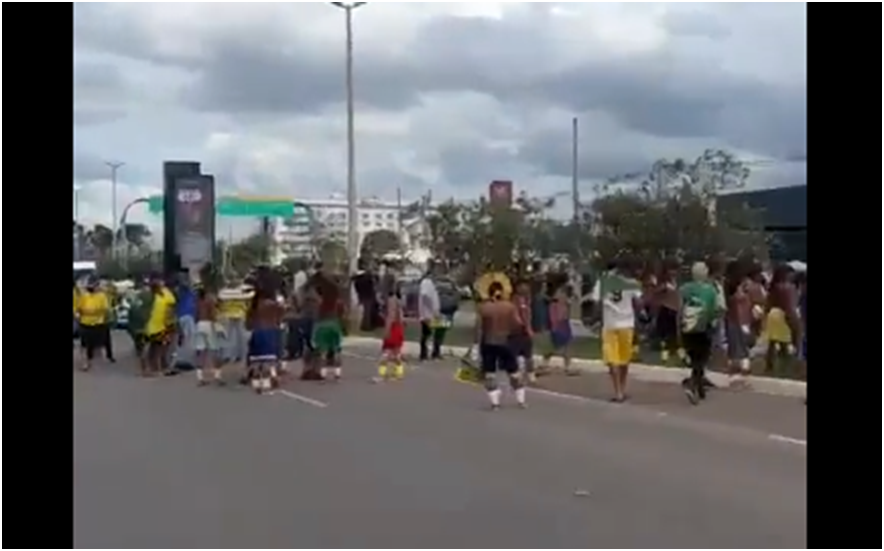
[73,3,807,227]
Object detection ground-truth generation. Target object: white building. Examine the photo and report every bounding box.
[269,193,430,264]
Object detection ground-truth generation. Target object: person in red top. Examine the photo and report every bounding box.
[377,287,406,382]
[508,280,536,382]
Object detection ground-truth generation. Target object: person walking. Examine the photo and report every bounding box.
[679,262,722,405]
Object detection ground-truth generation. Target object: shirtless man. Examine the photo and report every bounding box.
[311,267,347,381]
[377,288,405,382]
[194,286,224,386]
[475,282,526,410]
[246,284,285,394]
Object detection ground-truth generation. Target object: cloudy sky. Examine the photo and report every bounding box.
[74,2,806,238]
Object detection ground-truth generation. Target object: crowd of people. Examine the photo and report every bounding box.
[461,255,807,409]
[73,254,806,408]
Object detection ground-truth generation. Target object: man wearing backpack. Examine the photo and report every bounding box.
[679,261,723,405]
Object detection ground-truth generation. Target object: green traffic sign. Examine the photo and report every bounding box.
[147,195,164,213]
[144,194,306,218]
[217,197,295,217]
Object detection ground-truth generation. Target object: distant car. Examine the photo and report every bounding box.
[114,298,130,330]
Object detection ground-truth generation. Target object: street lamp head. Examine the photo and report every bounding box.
[331,1,366,8]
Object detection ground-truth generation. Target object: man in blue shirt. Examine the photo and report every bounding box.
[174,274,198,370]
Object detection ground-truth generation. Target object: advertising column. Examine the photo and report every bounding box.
[174,174,216,279]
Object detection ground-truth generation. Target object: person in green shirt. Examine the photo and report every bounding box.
[679,261,722,405]
[126,280,155,375]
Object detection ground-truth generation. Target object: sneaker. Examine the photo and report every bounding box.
[682,381,700,405]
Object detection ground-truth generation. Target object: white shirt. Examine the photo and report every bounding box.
[590,277,643,330]
[418,277,440,321]
[293,270,308,295]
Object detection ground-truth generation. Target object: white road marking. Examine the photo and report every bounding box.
[768,434,807,447]
[344,347,808,449]
[277,389,329,408]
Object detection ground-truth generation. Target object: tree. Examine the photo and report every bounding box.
[591,150,767,268]
[317,238,348,269]
[360,229,401,260]
[228,234,271,275]
[119,223,151,249]
[425,201,468,264]
[86,224,114,257]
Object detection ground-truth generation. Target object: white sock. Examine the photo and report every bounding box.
[213,368,222,380]
[196,369,205,381]
[260,378,272,390]
[320,367,329,379]
[514,387,526,404]
[250,378,261,389]
[488,389,502,406]
[270,365,279,378]
[332,367,342,378]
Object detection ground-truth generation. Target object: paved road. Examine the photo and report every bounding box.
[75,336,806,549]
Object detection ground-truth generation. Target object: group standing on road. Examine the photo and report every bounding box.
[74,254,806,410]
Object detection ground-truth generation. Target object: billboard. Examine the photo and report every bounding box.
[174,175,216,273]
[488,180,513,207]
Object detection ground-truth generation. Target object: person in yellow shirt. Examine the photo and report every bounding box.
[73,283,80,343]
[143,274,178,377]
[76,279,111,371]
[219,285,251,364]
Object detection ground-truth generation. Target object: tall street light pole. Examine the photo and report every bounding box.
[331,1,366,275]
[105,161,125,260]
[571,117,580,224]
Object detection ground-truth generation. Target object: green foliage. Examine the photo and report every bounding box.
[591,150,768,267]
[227,234,271,275]
[360,229,401,260]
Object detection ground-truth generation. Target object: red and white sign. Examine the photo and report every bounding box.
[488,180,513,206]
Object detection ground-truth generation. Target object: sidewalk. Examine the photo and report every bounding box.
[343,336,807,399]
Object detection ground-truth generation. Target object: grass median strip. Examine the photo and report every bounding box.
[352,324,803,380]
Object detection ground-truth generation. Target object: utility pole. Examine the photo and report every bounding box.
[331,1,367,276]
[105,161,125,260]
[396,186,404,256]
[571,117,580,224]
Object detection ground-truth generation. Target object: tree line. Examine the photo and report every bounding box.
[83,149,773,282]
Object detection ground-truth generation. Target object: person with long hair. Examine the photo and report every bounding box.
[653,261,684,364]
[376,285,406,382]
[763,264,801,374]
[310,264,347,381]
[723,261,755,388]
[246,278,285,393]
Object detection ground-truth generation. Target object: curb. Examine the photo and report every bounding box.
[343,336,807,399]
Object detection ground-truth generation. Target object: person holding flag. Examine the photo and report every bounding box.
[589,257,644,403]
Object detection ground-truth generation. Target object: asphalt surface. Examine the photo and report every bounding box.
[74,334,806,549]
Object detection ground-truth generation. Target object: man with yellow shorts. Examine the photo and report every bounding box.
[590,259,643,403]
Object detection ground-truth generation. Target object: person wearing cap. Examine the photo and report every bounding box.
[678,261,722,405]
